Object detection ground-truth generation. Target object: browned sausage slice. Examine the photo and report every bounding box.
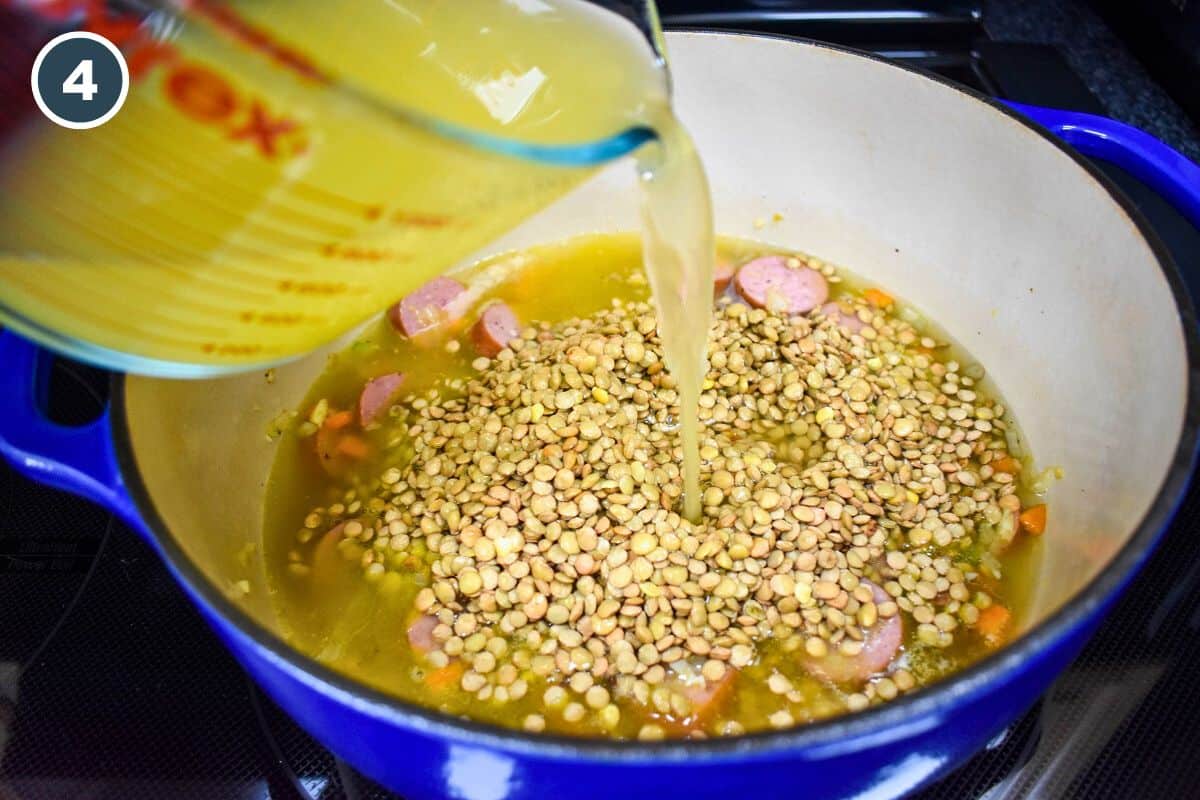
[387,276,468,336]
[358,372,406,427]
[819,301,866,334]
[471,302,520,357]
[734,256,828,314]
[805,579,902,683]
[407,614,439,654]
[679,667,736,725]
[659,666,738,734]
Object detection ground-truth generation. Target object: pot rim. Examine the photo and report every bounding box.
[110,30,1200,762]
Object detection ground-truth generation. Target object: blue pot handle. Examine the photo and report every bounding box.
[0,331,140,526]
[1006,101,1200,231]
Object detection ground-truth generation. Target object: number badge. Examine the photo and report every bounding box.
[31,31,130,130]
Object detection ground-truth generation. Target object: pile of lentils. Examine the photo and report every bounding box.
[301,282,1023,738]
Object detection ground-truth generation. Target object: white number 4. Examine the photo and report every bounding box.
[62,59,98,101]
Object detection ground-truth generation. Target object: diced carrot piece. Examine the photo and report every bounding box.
[1019,504,1047,535]
[426,660,465,691]
[976,604,1011,647]
[991,456,1021,474]
[713,258,736,295]
[315,416,366,477]
[324,410,354,430]
[314,425,342,476]
[335,434,369,459]
[863,288,894,308]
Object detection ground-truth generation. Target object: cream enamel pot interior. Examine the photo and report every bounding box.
[2,32,1198,800]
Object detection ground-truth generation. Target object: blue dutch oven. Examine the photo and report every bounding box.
[3,33,1200,800]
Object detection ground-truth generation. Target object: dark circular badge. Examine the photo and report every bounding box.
[31,31,129,130]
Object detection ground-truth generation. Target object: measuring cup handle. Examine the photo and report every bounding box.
[0,331,140,526]
[1006,102,1200,232]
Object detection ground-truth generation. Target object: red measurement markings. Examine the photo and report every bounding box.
[182,0,328,83]
[239,310,307,326]
[200,342,262,356]
[320,243,411,262]
[277,279,349,296]
[356,205,456,226]
[390,210,455,228]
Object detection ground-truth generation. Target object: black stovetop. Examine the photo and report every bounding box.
[2,3,1200,799]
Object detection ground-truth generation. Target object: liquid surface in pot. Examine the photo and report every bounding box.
[262,233,1046,739]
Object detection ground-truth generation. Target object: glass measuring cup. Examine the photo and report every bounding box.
[0,0,668,377]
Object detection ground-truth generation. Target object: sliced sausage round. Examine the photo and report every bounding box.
[407,614,440,655]
[679,667,736,723]
[805,579,902,683]
[387,276,468,336]
[819,301,866,334]
[471,301,520,357]
[734,256,829,314]
[358,372,406,427]
[660,665,738,733]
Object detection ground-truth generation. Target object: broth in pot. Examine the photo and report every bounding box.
[263,233,1047,740]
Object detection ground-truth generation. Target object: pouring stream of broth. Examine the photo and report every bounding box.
[636,111,715,522]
